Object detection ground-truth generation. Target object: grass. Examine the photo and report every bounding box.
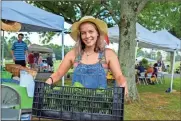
[124,77,181,120]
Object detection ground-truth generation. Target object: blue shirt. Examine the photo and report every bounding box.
[11,41,28,60]
[137,65,145,73]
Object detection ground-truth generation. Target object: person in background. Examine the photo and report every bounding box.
[38,53,43,71]
[33,52,39,68]
[38,53,43,65]
[46,54,53,72]
[153,63,158,77]
[11,33,28,67]
[136,62,145,76]
[42,60,48,72]
[28,51,35,68]
[165,65,170,72]
[145,64,154,77]
[157,59,162,67]
[149,63,158,84]
[45,16,128,95]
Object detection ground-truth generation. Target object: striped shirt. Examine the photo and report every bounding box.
[11,41,28,60]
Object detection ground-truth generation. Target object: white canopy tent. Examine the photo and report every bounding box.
[108,23,181,92]
[154,30,181,91]
[136,56,156,63]
[108,23,177,51]
[28,44,53,53]
[155,30,181,51]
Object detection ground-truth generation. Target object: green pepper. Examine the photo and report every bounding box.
[73,82,84,87]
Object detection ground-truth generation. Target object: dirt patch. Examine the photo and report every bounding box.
[140,92,169,108]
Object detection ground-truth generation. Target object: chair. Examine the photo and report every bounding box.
[1,84,21,120]
[145,73,153,85]
[157,72,163,84]
[138,72,146,85]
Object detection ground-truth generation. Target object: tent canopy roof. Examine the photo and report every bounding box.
[155,30,181,51]
[28,44,53,53]
[136,56,156,62]
[2,1,64,32]
[108,23,180,52]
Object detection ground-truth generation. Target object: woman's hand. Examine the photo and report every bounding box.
[45,77,53,85]
[120,76,128,96]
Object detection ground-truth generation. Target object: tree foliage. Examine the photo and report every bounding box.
[28,0,115,44]
[138,1,181,38]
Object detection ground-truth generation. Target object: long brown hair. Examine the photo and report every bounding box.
[74,22,106,56]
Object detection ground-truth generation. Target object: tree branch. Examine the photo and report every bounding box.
[101,1,119,24]
[94,8,107,18]
[137,0,149,14]
[84,3,91,16]
[35,2,57,14]
[75,3,82,17]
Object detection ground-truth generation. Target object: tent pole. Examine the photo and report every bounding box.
[1,30,5,68]
[61,31,65,86]
[170,49,176,92]
[135,40,139,60]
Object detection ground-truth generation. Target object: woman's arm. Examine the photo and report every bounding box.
[46,49,75,84]
[105,48,128,95]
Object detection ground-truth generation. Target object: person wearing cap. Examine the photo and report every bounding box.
[46,16,128,95]
[11,33,28,67]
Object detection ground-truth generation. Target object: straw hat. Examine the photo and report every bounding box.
[1,20,21,32]
[70,16,108,42]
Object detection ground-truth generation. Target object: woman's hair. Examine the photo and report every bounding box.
[74,22,106,56]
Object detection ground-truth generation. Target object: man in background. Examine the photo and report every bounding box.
[11,33,28,67]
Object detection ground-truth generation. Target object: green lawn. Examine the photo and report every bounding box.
[125,77,181,120]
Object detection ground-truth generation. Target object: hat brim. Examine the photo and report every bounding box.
[70,18,108,41]
[1,20,21,32]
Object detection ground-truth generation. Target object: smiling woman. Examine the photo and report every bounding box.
[45,16,128,95]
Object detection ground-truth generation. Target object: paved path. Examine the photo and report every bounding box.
[163,73,181,78]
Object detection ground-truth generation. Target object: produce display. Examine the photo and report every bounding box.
[33,81,124,120]
[41,82,114,114]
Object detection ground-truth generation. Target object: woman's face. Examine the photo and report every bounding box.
[79,22,99,47]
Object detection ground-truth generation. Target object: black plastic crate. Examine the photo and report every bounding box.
[32,81,124,121]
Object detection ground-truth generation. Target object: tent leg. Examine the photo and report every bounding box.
[170,50,176,92]
[135,40,139,60]
[1,31,5,69]
[61,31,65,86]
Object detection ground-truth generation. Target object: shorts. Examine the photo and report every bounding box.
[15,60,26,67]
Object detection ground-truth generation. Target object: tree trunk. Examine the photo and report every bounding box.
[118,0,139,101]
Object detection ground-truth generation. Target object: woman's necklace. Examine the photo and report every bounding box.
[84,51,95,60]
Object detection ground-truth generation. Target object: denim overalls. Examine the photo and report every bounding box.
[72,51,108,89]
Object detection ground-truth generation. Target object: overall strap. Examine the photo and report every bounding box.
[98,51,106,64]
[73,54,82,68]
[98,50,109,73]
[75,54,82,63]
